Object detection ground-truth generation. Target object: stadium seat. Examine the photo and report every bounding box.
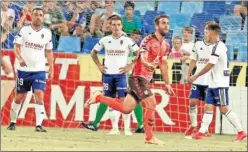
[3,33,17,49]
[157,2,181,16]
[57,36,81,52]
[219,16,242,33]
[181,2,203,17]
[237,45,248,61]
[82,37,100,54]
[226,31,247,46]
[169,13,191,31]
[202,1,226,18]
[142,10,165,35]
[190,13,214,39]
[134,1,155,15]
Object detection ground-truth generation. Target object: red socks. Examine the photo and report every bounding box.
[96,95,125,113]
[144,107,155,141]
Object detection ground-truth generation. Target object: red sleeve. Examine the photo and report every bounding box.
[140,35,152,52]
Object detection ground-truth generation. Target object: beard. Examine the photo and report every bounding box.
[159,29,168,36]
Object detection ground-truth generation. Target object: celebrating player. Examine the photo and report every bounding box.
[81,15,139,135]
[84,14,175,145]
[188,24,247,141]
[7,7,54,132]
[184,21,216,138]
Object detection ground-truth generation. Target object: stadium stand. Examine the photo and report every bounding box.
[1,1,247,62]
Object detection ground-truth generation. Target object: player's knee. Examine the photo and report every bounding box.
[15,93,27,103]
[34,90,44,103]
[219,106,229,114]
[204,104,214,112]
[122,107,132,114]
[189,100,197,107]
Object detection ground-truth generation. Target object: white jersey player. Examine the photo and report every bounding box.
[7,7,54,132]
[188,23,247,141]
[81,15,139,135]
[184,22,215,138]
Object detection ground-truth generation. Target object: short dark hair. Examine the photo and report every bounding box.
[205,21,217,28]
[108,15,122,24]
[207,24,221,34]
[154,14,169,25]
[124,1,135,9]
[32,7,43,13]
[132,29,141,35]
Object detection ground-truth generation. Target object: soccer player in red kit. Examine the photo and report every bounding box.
[85,15,175,145]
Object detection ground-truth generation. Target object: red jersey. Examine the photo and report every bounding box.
[132,34,170,81]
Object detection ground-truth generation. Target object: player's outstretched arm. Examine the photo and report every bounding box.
[46,49,54,80]
[159,57,176,96]
[188,63,214,84]
[14,44,26,67]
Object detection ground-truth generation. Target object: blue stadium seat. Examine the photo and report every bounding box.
[169,13,191,31]
[134,1,155,15]
[4,33,17,49]
[237,45,247,61]
[226,45,234,60]
[82,37,100,54]
[181,2,203,17]
[57,36,81,52]
[219,16,242,33]
[142,10,165,35]
[190,13,214,39]
[202,1,226,18]
[226,31,247,46]
[119,9,141,18]
[157,2,181,16]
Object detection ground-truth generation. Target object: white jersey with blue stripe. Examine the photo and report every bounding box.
[190,40,214,86]
[208,41,229,88]
[13,25,53,72]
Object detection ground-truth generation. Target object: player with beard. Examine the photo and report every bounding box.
[84,14,175,145]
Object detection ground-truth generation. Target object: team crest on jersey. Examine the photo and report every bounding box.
[41,34,44,39]
[120,40,123,45]
[108,41,111,43]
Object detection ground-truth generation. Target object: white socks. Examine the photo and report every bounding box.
[109,109,121,130]
[123,113,131,131]
[35,104,45,126]
[199,111,213,133]
[189,105,198,127]
[10,101,21,123]
[109,109,131,131]
[224,109,243,132]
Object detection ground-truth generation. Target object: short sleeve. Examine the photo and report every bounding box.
[45,30,53,50]
[13,28,24,45]
[93,38,104,52]
[128,38,139,52]
[190,44,197,60]
[139,37,150,52]
[208,42,224,64]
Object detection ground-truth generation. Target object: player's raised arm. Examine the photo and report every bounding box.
[91,38,107,73]
[46,31,54,80]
